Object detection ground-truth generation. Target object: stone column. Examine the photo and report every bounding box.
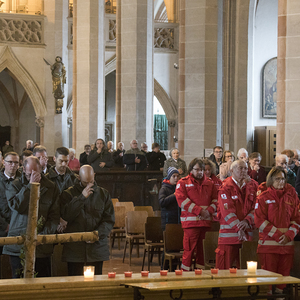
[72,0,105,152]
[178,0,219,163]
[277,0,300,152]
[35,116,45,145]
[118,0,154,148]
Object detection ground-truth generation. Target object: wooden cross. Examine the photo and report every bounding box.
[0,183,99,278]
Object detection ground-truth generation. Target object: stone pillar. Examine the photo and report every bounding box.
[35,116,45,145]
[277,0,300,152]
[118,0,154,148]
[178,0,218,163]
[72,0,105,152]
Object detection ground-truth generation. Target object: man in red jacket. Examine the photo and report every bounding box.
[216,160,258,269]
[175,158,218,271]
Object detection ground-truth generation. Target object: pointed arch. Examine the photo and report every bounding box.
[154,78,177,122]
[0,46,46,117]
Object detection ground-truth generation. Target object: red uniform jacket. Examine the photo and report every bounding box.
[175,174,218,228]
[248,166,266,185]
[209,174,222,190]
[255,185,300,254]
[217,177,258,245]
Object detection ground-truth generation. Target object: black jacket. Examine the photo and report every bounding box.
[112,149,125,168]
[208,153,222,175]
[79,152,89,166]
[87,149,114,172]
[159,180,180,231]
[46,166,78,194]
[146,151,166,171]
[123,149,148,171]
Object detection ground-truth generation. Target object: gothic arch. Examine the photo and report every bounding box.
[0,46,46,117]
[154,78,177,122]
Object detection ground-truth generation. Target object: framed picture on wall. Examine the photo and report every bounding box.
[262,57,277,118]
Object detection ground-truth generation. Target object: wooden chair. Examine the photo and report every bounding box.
[134,206,154,217]
[122,211,148,266]
[203,231,219,270]
[239,241,261,269]
[111,198,119,207]
[142,217,164,271]
[163,224,184,271]
[109,205,126,257]
[115,201,134,214]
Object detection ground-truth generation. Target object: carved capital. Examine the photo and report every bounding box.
[35,116,44,128]
[168,120,176,127]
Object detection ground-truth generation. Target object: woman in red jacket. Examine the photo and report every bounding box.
[255,166,300,294]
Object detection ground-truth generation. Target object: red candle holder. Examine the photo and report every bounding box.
[195,269,202,275]
[229,268,237,274]
[211,268,219,274]
[124,271,132,278]
[160,270,168,276]
[141,271,149,277]
[108,272,116,278]
[175,270,183,275]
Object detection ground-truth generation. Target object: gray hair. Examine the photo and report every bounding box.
[237,148,248,159]
[169,148,180,157]
[69,148,75,155]
[275,154,288,164]
[230,160,247,171]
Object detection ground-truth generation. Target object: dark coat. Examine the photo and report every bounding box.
[248,166,266,185]
[163,158,188,177]
[0,169,21,238]
[60,181,115,262]
[112,149,125,168]
[2,144,14,156]
[146,151,166,171]
[46,166,78,194]
[79,152,89,166]
[159,180,180,231]
[208,153,222,175]
[123,149,148,171]
[3,173,60,257]
[87,149,114,172]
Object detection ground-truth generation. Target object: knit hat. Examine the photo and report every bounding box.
[166,167,179,180]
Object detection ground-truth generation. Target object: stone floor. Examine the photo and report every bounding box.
[103,239,162,274]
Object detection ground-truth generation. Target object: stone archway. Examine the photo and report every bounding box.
[0,46,46,118]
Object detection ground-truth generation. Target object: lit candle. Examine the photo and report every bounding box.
[175,269,182,275]
[160,270,168,276]
[84,266,95,280]
[195,269,202,275]
[247,261,257,274]
[141,271,149,277]
[124,271,132,277]
[229,268,237,274]
[108,272,116,278]
[211,268,219,274]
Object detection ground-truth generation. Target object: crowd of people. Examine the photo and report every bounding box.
[1,139,300,297]
[159,146,300,297]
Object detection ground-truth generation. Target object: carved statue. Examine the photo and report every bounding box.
[44,56,66,114]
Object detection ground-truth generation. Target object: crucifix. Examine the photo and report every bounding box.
[0,183,99,278]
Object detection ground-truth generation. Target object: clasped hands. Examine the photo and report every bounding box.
[237,220,250,242]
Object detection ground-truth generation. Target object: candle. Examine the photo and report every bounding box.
[160,270,168,276]
[83,266,95,280]
[175,270,182,275]
[124,271,132,277]
[247,261,257,273]
[211,268,219,274]
[195,269,202,275]
[229,268,237,274]
[141,271,149,277]
[108,272,116,278]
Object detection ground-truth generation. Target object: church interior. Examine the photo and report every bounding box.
[0,0,300,299]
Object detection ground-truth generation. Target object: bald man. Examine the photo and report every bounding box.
[3,156,60,278]
[60,165,115,276]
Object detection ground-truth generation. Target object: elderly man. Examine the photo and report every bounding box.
[3,156,60,278]
[175,158,218,271]
[123,140,148,171]
[237,148,248,162]
[60,165,115,276]
[209,146,223,175]
[47,147,78,233]
[0,152,21,277]
[79,144,91,166]
[22,140,34,152]
[141,142,148,154]
[33,145,50,174]
[112,142,125,168]
[275,154,296,187]
[216,160,258,269]
[107,141,114,153]
[68,148,80,172]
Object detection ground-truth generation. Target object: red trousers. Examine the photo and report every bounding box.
[258,253,294,290]
[215,244,241,269]
[181,227,209,271]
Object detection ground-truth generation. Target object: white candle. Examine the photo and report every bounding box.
[247,261,257,273]
[84,266,95,280]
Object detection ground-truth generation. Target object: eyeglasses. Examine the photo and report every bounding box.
[274,178,285,182]
[4,160,19,165]
[225,155,233,158]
